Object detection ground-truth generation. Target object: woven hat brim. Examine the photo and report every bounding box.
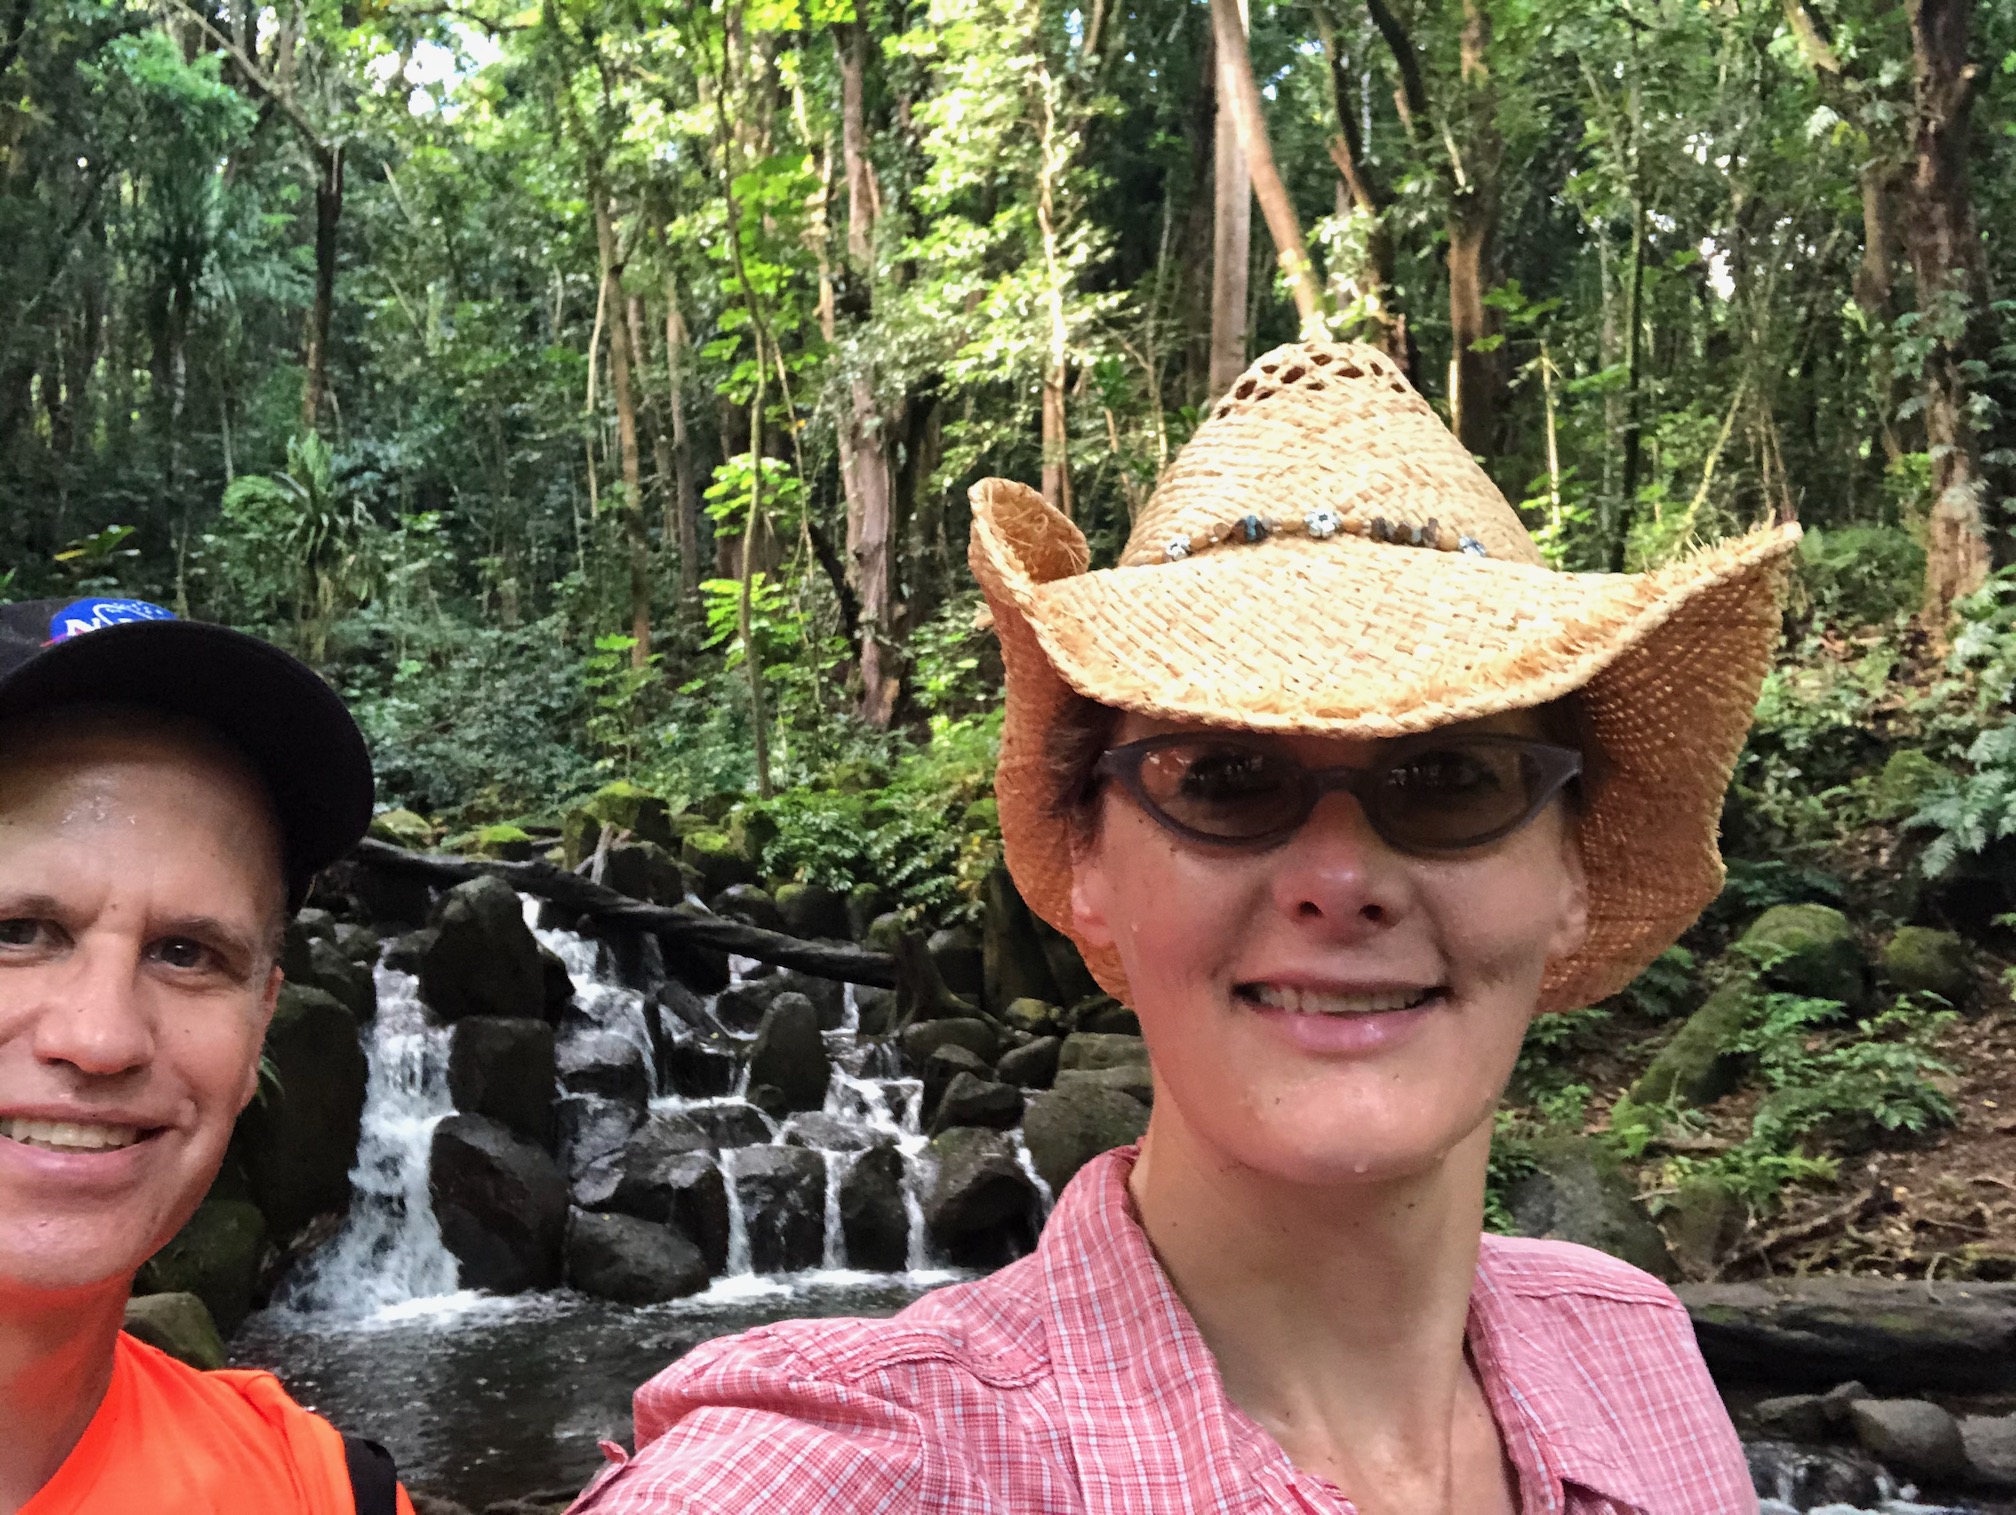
[971,479,1798,1014]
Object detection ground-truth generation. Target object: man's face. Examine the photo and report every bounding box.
[0,710,283,1295]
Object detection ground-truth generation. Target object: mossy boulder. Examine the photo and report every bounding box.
[602,840,686,905]
[724,806,779,869]
[1742,903,1868,1010]
[1881,926,1973,1006]
[1003,998,1063,1036]
[846,884,890,941]
[582,780,675,848]
[774,882,848,939]
[135,1200,268,1333]
[1872,749,1954,824]
[458,823,537,861]
[1661,1174,1747,1279]
[237,983,368,1238]
[1622,975,1754,1109]
[679,829,755,894]
[368,807,436,849]
[1500,1134,1678,1281]
[123,1291,226,1370]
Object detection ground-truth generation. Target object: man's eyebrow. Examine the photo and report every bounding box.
[155,915,263,961]
[0,893,65,919]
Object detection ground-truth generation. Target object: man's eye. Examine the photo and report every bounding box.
[152,937,216,972]
[0,919,47,948]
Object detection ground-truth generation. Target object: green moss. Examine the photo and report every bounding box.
[368,807,436,848]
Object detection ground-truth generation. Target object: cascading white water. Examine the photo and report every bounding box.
[719,1146,751,1276]
[531,900,659,1094]
[283,965,462,1317]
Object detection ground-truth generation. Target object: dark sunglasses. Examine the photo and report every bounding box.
[1092,732,1583,855]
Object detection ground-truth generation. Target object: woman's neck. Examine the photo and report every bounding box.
[1128,1107,1499,1507]
[0,1283,126,1515]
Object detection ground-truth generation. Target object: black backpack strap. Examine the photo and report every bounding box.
[342,1435,401,1515]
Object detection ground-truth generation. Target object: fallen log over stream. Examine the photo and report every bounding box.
[348,837,900,988]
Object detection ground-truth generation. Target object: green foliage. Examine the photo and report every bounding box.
[1796,526,1926,627]
[1727,647,1892,848]
[216,435,379,663]
[1908,724,2016,877]
[582,634,662,776]
[1620,946,1698,1021]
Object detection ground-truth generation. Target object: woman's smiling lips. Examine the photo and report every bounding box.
[1235,980,1448,1055]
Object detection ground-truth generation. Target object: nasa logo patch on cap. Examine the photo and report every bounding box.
[45,597,177,644]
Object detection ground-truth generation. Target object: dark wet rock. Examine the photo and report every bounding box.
[733,1146,826,1273]
[783,1112,882,1152]
[615,1111,716,1166]
[682,1103,773,1149]
[601,841,686,906]
[662,1038,738,1098]
[1500,1134,1677,1282]
[384,928,437,975]
[608,1150,729,1276]
[922,1044,989,1122]
[929,1073,1023,1135]
[1848,1398,1965,1482]
[746,993,831,1115]
[923,1128,1038,1268]
[1660,1173,1745,1280]
[1882,925,1973,1005]
[123,1291,226,1371]
[448,1017,556,1148]
[429,1115,567,1293]
[711,884,784,933]
[1744,1440,1882,1510]
[775,883,848,941]
[1022,1085,1149,1194]
[1058,1032,1148,1073]
[419,877,546,1022]
[333,922,383,965]
[996,1036,1061,1090]
[135,1199,267,1334]
[347,858,434,930]
[1961,1413,2016,1490]
[715,970,845,1034]
[1054,1065,1153,1106]
[539,947,575,1021]
[1745,902,1868,1010]
[1679,1278,2016,1392]
[1078,1002,1140,1036]
[928,926,985,997]
[853,987,899,1036]
[1751,1394,1831,1443]
[555,1093,647,1208]
[564,1209,709,1303]
[840,1146,909,1272]
[291,935,376,1023]
[865,911,906,954]
[845,883,889,941]
[556,1032,650,1107]
[238,983,367,1239]
[900,1016,996,1069]
[657,920,732,996]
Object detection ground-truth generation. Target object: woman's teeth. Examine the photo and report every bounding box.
[0,1118,144,1152]
[1243,984,1436,1016]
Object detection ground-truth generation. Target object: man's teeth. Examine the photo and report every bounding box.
[0,1118,143,1152]
[1245,985,1434,1015]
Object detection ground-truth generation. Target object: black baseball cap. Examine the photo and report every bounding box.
[0,596,374,910]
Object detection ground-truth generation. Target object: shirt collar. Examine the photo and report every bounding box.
[1032,1148,1656,1515]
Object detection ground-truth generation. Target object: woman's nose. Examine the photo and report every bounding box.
[1267,789,1405,936]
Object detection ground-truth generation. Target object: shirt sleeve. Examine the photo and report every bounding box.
[566,1335,1006,1515]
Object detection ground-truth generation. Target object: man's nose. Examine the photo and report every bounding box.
[30,942,156,1078]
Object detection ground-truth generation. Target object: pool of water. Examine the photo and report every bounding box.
[234,1273,958,1507]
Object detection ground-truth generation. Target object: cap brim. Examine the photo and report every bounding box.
[972,478,1799,1013]
[0,621,373,907]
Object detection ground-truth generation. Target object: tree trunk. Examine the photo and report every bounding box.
[594,194,652,665]
[1906,0,1995,624]
[299,142,342,434]
[1207,0,1251,402]
[1033,56,1074,516]
[834,18,902,727]
[1209,0,1324,332]
[1314,2,1403,363]
[663,275,701,603]
[1445,0,1502,458]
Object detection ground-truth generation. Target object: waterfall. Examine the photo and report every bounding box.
[719,1146,751,1276]
[530,900,659,1095]
[283,965,462,1317]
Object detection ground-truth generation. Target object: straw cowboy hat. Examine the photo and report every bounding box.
[970,341,1799,1014]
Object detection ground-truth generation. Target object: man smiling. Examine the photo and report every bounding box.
[0,598,409,1514]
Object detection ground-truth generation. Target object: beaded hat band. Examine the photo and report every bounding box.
[970,340,1799,1016]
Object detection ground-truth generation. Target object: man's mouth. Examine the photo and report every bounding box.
[0,1118,149,1153]
[1238,983,1445,1016]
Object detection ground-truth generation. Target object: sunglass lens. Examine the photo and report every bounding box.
[1374,742,1539,850]
[1137,742,1308,841]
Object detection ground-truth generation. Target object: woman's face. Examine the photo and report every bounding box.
[1069,710,1589,1189]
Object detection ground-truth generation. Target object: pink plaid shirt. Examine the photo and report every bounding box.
[571,1148,1755,1514]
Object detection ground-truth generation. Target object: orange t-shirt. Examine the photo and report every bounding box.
[23,1333,416,1515]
